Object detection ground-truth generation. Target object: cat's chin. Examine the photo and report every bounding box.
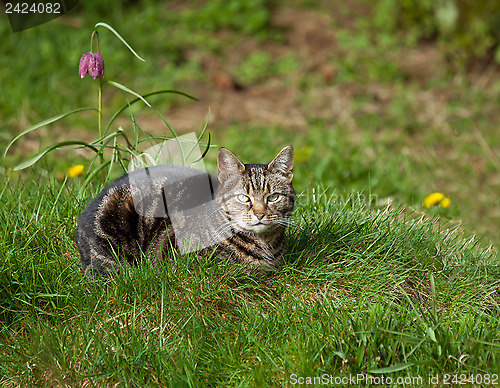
[240,222,275,234]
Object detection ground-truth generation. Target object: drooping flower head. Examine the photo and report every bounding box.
[79,52,92,78]
[79,31,104,79]
[88,52,104,79]
[79,52,104,79]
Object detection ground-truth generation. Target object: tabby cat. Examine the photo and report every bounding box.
[76,146,295,278]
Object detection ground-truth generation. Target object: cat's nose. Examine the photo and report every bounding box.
[255,212,265,220]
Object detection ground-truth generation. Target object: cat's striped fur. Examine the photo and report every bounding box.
[76,146,295,278]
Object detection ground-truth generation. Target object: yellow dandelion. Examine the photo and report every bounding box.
[67,164,84,178]
[439,197,451,208]
[423,192,450,208]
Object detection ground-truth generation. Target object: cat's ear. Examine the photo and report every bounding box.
[218,148,245,182]
[267,145,294,182]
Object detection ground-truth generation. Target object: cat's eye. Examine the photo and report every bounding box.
[236,194,251,203]
[267,193,280,203]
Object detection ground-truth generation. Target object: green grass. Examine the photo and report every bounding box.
[2,1,500,385]
[4,0,500,245]
[0,173,498,386]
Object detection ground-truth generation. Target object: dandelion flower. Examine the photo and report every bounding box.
[423,192,450,208]
[439,197,451,208]
[68,164,84,178]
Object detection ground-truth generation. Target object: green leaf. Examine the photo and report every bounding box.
[368,362,414,373]
[470,339,500,348]
[427,326,437,342]
[82,160,111,189]
[355,345,365,365]
[94,22,145,62]
[198,132,211,162]
[153,108,179,144]
[411,359,436,367]
[192,107,212,163]
[106,80,151,107]
[36,293,69,298]
[430,272,436,298]
[3,107,97,159]
[13,141,99,170]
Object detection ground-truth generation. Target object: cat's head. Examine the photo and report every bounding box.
[217,146,295,234]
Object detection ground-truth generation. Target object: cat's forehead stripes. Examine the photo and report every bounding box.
[245,164,266,193]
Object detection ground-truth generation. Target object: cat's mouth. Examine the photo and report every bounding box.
[242,220,274,233]
[230,215,276,234]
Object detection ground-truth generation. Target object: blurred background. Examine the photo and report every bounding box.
[2,0,500,247]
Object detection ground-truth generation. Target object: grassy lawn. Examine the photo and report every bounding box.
[0,173,498,386]
[1,0,500,386]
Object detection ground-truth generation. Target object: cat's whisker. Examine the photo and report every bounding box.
[273,217,304,231]
[208,223,235,245]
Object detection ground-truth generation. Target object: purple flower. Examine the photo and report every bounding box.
[79,52,92,78]
[79,52,104,79]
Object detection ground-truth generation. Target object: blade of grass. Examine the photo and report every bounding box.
[106,81,151,107]
[94,22,146,62]
[81,160,111,189]
[49,175,68,216]
[13,141,99,170]
[3,108,97,158]
[368,362,414,373]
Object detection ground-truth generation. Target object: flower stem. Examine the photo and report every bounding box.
[91,30,98,52]
[98,80,104,169]
[98,80,103,139]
